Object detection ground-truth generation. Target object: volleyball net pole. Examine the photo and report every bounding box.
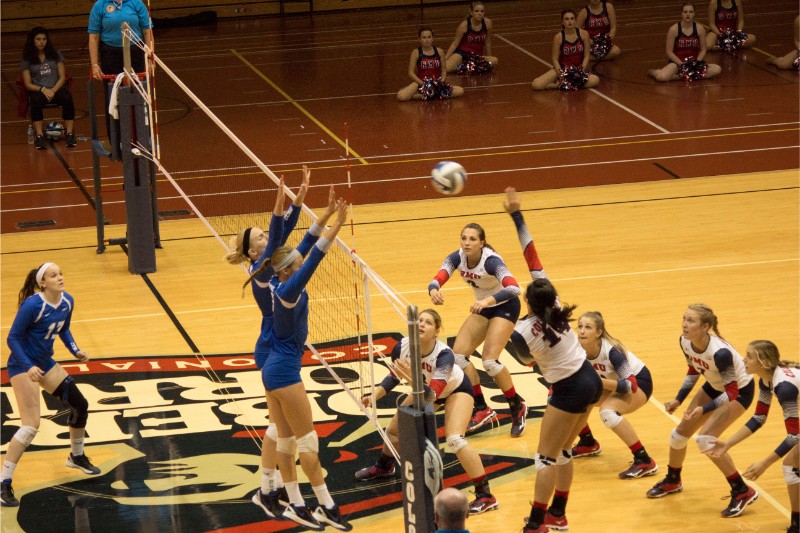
[397,305,440,533]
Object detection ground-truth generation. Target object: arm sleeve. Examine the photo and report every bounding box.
[254,214,286,281]
[429,348,455,399]
[87,3,103,34]
[428,251,460,292]
[138,1,152,29]
[6,302,36,371]
[296,224,323,257]
[58,317,79,355]
[609,347,637,394]
[774,381,800,457]
[378,341,404,393]
[701,349,739,413]
[507,329,535,367]
[483,255,521,304]
[510,211,547,280]
[282,204,302,239]
[275,245,326,303]
[745,379,773,433]
[675,366,701,403]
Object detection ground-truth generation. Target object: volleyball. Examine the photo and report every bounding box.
[431,161,467,195]
[44,121,65,140]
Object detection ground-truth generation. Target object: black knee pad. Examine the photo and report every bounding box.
[53,376,88,428]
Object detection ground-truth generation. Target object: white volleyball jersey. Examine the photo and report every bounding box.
[434,247,519,304]
[397,337,464,399]
[679,335,750,391]
[589,338,646,381]
[513,313,585,384]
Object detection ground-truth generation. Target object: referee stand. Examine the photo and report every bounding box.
[88,23,159,274]
[398,305,442,533]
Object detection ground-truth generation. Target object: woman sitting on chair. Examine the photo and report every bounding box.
[20,27,76,150]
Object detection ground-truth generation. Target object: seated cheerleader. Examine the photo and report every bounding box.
[355,309,499,515]
[532,9,600,91]
[766,15,799,70]
[398,28,464,102]
[648,3,721,82]
[444,1,498,74]
[705,0,756,52]
[576,0,621,61]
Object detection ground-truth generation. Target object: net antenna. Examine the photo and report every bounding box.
[128,45,415,463]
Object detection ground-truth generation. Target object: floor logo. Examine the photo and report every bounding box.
[1,334,535,532]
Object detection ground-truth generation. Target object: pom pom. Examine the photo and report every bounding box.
[678,57,708,81]
[558,65,590,91]
[590,33,613,59]
[417,77,454,100]
[455,53,494,75]
[793,50,800,70]
[715,29,749,53]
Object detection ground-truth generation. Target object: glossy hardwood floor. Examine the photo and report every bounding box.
[1,170,797,532]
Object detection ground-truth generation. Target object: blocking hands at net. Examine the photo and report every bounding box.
[2,264,101,508]
[500,188,603,533]
[645,304,758,518]
[259,196,352,531]
[397,28,464,102]
[427,221,529,438]
[647,3,721,82]
[355,309,499,515]
[444,1,498,73]
[571,312,658,479]
[21,27,77,150]
[224,168,315,520]
[531,10,600,91]
[703,340,799,533]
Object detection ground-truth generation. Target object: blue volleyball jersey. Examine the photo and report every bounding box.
[251,205,304,367]
[263,242,329,390]
[7,292,80,378]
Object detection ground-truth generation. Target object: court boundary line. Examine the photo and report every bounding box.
[494,34,671,134]
[230,49,368,165]
[646,395,790,517]
[3,258,795,332]
[2,145,796,214]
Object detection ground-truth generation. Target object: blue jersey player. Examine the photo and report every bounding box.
[246,182,340,521]
[1,263,100,508]
[260,197,352,531]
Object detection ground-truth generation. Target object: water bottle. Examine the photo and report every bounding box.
[27,125,34,144]
[77,134,88,142]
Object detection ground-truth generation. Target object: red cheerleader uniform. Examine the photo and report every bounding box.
[559,30,585,68]
[673,22,700,62]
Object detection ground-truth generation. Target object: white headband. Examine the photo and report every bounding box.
[273,249,301,272]
[36,262,55,286]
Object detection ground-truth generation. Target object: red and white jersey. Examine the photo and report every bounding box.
[679,335,750,391]
[589,338,645,381]
[395,337,464,399]
[584,1,611,37]
[431,247,520,305]
[513,311,585,384]
[715,0,739,32]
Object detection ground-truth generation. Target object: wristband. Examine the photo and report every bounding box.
[39,86,44,92]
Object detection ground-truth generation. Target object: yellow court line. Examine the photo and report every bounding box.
[751,47,776,59]
[3,127,797,196]
[230,49,368,165]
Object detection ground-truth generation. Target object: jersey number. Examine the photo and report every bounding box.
[44,321,65,340]
[543,326,562,348]
[465,279,478,288]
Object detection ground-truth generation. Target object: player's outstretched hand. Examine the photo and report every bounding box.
[504,187,521,214]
